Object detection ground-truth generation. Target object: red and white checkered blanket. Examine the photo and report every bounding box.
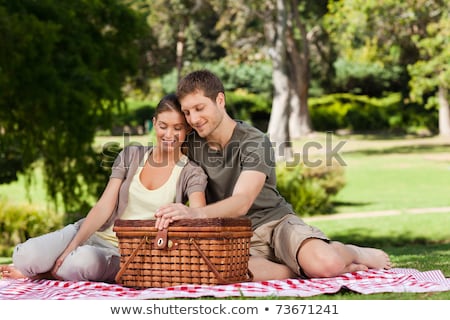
[0,268,448,300]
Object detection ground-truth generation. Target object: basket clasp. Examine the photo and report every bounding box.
[154,228,168,249]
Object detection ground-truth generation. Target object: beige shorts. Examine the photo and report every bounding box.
[250,214,329,276]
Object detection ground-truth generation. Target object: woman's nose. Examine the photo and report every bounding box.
[164,127,174,137]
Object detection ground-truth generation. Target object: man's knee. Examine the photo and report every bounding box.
[298,240,345,278]
[307,254,345,278]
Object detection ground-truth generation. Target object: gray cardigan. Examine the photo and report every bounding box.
[99,145,207,231]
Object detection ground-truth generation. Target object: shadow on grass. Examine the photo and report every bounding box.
[331,201,373,212]
[328,227,447,247]
[329,230,450,276]
[346,144,450,156]
[340,132,436,140]
[386,243,450,275]
[345,143,450,156]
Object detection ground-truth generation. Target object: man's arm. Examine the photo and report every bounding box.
[154,170,266,229]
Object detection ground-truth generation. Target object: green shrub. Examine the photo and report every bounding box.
[308,95,350,131]
[276,160,346,216]
[225,90,271,132]
[109,100,157,134]
[0,199,63,256]
[309,92,437,134]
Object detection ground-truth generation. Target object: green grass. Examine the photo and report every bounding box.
[0,167,48,207]
[291,132,450,213]
[308,211,450,249]
[332,151,450,213]
[0,257,11,264]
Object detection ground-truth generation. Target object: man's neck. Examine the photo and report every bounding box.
[206,116,236,150]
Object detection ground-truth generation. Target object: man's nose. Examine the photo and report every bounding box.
[189,111,200,124]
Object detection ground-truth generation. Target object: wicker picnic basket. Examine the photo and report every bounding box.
[113,218,253,288]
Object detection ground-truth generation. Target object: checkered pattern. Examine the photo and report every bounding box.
[1,268,448,300]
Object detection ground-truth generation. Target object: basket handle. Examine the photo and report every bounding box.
[190,238,253,284]
[115,236,147,284]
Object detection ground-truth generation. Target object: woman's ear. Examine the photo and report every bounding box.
[152,117,156,127]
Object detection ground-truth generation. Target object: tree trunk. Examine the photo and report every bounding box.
[287,0,313,137]
[176,29,185,83]
[438,85,450,136]
[267,0,292,160]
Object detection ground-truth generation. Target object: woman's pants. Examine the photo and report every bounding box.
[12,220,120,283]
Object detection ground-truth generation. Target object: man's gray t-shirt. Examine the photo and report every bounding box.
[186,121,294,230]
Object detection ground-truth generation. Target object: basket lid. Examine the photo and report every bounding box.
[113,217,252,229]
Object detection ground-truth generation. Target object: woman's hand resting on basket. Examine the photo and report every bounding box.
[154,204,203,230]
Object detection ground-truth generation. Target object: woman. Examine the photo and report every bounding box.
[0,94,207,283]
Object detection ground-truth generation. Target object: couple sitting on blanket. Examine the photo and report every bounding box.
[0,70,391,283]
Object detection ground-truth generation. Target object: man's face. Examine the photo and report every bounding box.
[180,90,224,138]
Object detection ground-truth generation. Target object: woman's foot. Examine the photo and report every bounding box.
[0,265,27,279]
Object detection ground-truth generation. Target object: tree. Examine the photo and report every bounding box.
[325,0,447,134]
[408,7,450,136]
[267,0,328,158]
[213,0,328,159]
[0,0,149,213]
[126,0,225,96]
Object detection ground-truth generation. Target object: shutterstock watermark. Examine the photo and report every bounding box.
[100,132,347,169]
[279,132,347,167]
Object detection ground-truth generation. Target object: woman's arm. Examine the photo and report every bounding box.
[51,178,123,275]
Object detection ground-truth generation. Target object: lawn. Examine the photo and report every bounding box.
[332,147,450,213]
[293,132,450,213]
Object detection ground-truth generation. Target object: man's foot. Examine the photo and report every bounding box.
[0,265,27,279]
[347,263,368,273]
[348,245,392,270]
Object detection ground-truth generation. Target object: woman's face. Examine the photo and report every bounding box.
[152,110,188,152]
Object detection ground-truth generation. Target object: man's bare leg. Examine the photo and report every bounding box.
[298,239,391,278]
[248,256,296,281]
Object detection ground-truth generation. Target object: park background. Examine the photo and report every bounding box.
[0,0,449,299]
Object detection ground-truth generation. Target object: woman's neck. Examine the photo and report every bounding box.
[150,147,182,166]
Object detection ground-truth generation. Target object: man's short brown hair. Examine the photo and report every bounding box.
[176,69,225,102]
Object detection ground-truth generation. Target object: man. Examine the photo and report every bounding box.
[155,69,391,281]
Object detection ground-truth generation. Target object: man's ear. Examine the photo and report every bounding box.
[216,92,225,108]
